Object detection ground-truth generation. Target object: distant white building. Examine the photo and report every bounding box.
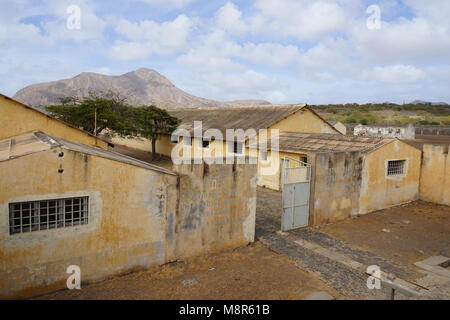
[354,124,415,139]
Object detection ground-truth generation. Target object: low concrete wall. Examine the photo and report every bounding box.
[167,159,257,261]
[309,152,363,226]
[419,144,450,206]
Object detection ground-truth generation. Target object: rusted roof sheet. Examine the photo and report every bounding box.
[169,104,307,138]
[0,131,176,175]
[251,131,394,154]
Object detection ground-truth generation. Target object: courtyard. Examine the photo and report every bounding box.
[33,187,449,300]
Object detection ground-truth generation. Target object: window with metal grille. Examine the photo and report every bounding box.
[183,136,192,146]
[199,139,210,149]
[170,134,179,144]
[228,141,243,154]
[260,151,268,161]
[387,160,406,176]
[9,197,89,235]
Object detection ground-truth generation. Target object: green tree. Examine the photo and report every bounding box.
[46,91,130,136]
[46,92,179,160]
[129,105,180,160]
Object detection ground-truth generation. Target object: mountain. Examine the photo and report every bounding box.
[12,68,271,109]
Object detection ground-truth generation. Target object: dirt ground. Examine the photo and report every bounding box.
[35,242,340,300]
[317,201,450,267]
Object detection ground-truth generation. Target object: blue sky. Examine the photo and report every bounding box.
[1,0,450,104]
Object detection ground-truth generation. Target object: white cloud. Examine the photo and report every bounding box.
[239,43,300,67]
[362,65,426,84]
[112,14,196,60]
[250,0,351,41]
[216,2,248,35]
[109,41,154,61]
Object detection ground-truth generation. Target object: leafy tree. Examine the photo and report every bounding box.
[127,105,180,160]
[46,91,130,136]
[46,92,179,160]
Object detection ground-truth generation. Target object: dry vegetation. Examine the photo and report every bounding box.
[312,103,450,126]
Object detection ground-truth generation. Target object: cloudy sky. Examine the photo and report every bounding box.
[1,0,449,104]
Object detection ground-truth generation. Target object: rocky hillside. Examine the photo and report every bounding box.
[13,68,271,109]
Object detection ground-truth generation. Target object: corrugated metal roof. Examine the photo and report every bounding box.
[251,131,394,154]
[169,104,307,138]
[0,131,176,175]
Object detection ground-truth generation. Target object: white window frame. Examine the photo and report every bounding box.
[9,197,89,235]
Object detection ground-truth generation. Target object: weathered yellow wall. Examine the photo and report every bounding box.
[269,108,340,134]
[310,152,362,226]
[419,144,450,206]
[0,149,178,298]
[167,160,257,261]
[0,95,109,149]
[359,140,421,214]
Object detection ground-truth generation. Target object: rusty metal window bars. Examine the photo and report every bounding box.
[9,197,88,235]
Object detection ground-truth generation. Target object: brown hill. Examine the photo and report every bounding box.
[13,68,271,109]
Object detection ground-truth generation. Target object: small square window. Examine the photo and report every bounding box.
[183,136,193,146]
[229,141,243,154]
[387,160,406,176]
[199,139,210,149]
[260,151,268,161]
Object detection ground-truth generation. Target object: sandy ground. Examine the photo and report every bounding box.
[317,201,450,267]
[257,186,449,269]
[35,242,340,300]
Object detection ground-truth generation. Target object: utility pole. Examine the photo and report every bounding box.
[94,108,97,136]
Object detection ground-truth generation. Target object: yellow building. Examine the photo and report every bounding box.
[254,132,422,225]
[109,104,341,159]
[0,131,257,298]
[0,93,111,150]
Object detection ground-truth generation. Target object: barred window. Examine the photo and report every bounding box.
[183,136,193,146]
[9,197,89,235]
[170,134,179,144]
[387,160,406,176]
[260,151,268,161]
[229,141,243,154]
